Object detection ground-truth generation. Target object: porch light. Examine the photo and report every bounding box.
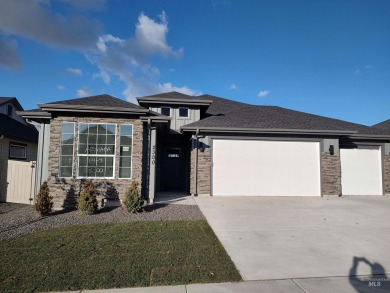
[329,145,334,155]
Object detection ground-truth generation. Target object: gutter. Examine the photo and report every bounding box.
[181,127,357,136]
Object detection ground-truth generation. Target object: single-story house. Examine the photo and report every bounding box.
[0,97,39,203]
[19,92,390,209]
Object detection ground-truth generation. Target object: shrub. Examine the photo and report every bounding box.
[123,181,144,213]
[77,180,98,215]
[34,181,53,216]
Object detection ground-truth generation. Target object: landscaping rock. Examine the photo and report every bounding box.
[0,202,205,241]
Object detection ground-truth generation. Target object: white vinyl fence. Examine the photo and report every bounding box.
[0,160,36,204]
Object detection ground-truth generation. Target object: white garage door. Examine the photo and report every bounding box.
[212,140,321,196]
[340,147,382,195]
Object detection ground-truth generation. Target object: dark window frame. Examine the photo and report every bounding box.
[179,107,189,118]
[161,107,171,116]
[7,105,12,116]
[9,142,27,160]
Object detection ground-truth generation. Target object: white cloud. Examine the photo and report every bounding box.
[66,67,83,76]
[158,83,201,96]
[87,11,197,102]
[0,37,22,69]
[0,5,197,101]
[57,85,65,90]
[365,65,376,72]
[77,87,91,97]
[258,90,270,98]
[354,69,361,76]
[229,83,238,91]
[93,68,111,85]
[0,0,101,50]
[97,34,124,52]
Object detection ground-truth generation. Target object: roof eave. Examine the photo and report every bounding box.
[38,103,149,114]
[140,116,171,122]
[349,134,390,140]
[181,126,357,136]
[17,110,52,119]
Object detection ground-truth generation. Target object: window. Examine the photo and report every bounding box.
[179,107,189,118]
[161,107,171,116]
[77,123,116,178]
[7,105,12,116]
[59,122,75,177]
[9,143,27,159]
[119,125,133,178]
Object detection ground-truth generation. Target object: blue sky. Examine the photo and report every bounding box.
[0,0,389,125]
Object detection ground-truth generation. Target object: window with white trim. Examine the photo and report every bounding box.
[77,123,116,178]
[59,122,75,177]
[9,143,27,160]
[119,125,133,178]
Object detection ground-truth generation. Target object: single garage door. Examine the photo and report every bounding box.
[212,139,321,196]
[340,147,382,195]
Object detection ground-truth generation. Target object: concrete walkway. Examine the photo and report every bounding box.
[58,275,390,293]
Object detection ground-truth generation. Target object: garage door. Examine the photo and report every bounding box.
[212,140,321,196]
[340,147,382,195]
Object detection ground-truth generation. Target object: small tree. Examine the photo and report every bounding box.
[123,181,144,213]
[34,181,53,216]
[77,180,98,215]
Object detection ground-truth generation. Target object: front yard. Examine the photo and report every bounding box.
[0,220,241,292]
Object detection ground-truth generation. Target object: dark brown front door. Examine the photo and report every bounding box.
[161,147,185,190]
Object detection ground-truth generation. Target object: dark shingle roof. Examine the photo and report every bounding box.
[0,97,14,105]
[41,94,144,110]
[197,94,248,115]
[140,92,195,101]
[0,97,23,110]
[372,119,390,131]
[182,105,390,136]
[0,114,38,142]
[137,91,212,106]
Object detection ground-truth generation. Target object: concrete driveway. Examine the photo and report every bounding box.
[195,196,390,281]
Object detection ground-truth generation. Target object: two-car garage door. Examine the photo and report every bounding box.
[212,139,321,196]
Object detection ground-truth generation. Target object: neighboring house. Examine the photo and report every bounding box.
[372,119,390,131]
[0,97,39,203]
[19,92,390,209]
[0,97,38,162]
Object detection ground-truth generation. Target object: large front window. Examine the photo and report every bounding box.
[77,123,116,178]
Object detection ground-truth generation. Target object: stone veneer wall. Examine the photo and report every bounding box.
[47,115,143,209]
[321,153,341,196]
[190,146,211,195]
[384,155,390,195]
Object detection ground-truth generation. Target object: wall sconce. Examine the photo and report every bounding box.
[329,145,334,155]
[199,142,205,152]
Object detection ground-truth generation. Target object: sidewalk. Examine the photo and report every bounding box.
[58,274,390,293]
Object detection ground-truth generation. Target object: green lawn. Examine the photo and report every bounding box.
[0,220,241,292]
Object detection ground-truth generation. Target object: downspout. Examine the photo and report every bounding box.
[194,129,199,196]
[147,119,151,201]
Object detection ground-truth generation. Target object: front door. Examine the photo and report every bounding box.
[161,147,184,190]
